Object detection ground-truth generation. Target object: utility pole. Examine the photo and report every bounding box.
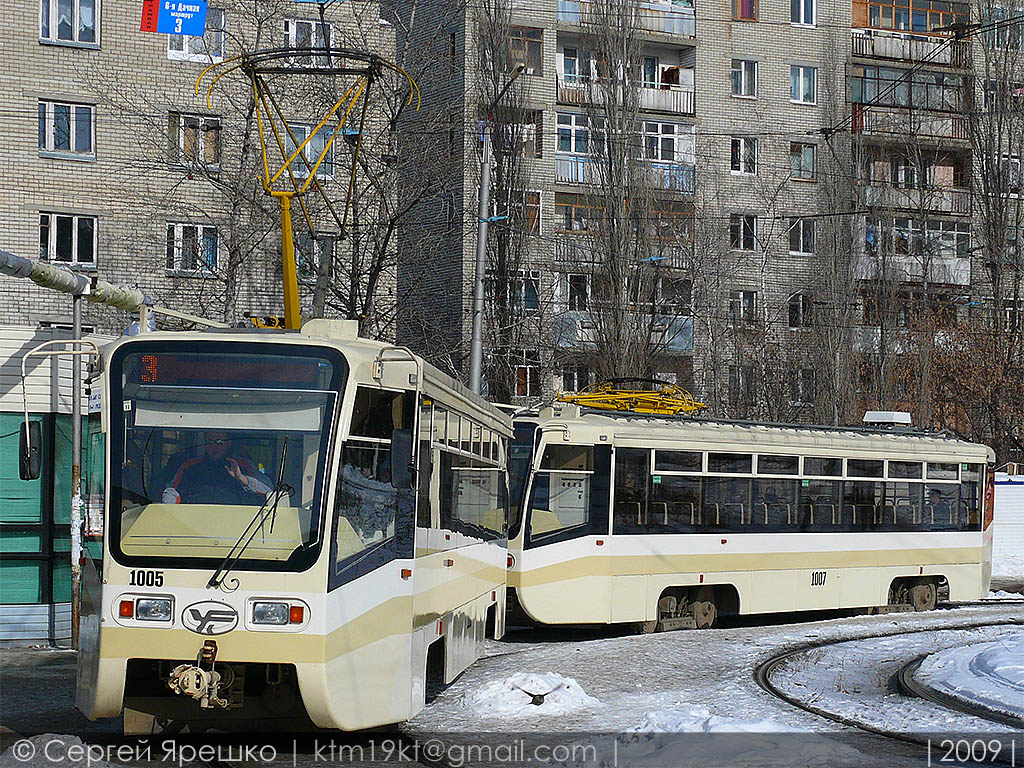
[468,65,524,395]
[70,293,83,649]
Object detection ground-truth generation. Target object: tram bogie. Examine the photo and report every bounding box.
[75,322,511,733]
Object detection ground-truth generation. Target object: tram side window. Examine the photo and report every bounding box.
[924,483,959,531]
[960,464,982,530]
[702,477,751,530]
[751,478,801,529]
[508,423,537,538]
[439,452,507,540]
[351,387,414,438]
[332,440,414,586]
[654,450,701,473]
[843,480,882,531]
[800,479,843,529]
[886,482,923,531]
[804,457,843,476]
[613,448,649,533]
[416,441,432,528]
[650,475,702,532]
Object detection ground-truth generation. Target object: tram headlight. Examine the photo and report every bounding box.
[135,598,172,622]
[252,602,290,625]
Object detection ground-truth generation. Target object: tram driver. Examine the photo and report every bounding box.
[161,431,273,505]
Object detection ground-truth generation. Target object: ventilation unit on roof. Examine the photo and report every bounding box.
[862,410,912,427]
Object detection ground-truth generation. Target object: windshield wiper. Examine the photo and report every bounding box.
[207,437,291,589]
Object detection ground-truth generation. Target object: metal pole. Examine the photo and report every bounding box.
[70,294,82,649]
[277,193,302,330]
[468,123,492,395]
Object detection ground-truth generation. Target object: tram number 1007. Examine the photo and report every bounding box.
[810,571,827,587]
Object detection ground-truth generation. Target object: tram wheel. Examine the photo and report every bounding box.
[693,587,717,629]
[909,579,937,612]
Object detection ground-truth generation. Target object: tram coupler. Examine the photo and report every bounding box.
[167,640,230,709]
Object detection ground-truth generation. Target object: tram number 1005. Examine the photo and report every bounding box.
[810,571,827,587]
[128,570,164,587]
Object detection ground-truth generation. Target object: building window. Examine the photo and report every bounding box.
[169,113,221,168]
[661,277,692,314]
[789,293,813,327]
[515,271,541,312]
[733,0,757,20]
[868,0,968,34]
[730,137,757,174]
[40,0,97,44]
[730,215,757,250]
[168,7,225,62]
[284,124,334,178]
[729,364,756,403]
[791,0,815,24]
[283,18,334,66]
[557,113,589,154]
[644,121,681,162]
[562,364,590,392]
[789,217,816,255]
[513,350,542,396]
[790,368,816,405]
[38,100,93,156]
[497,110,542,158]
[563,46,580,82]
[729,289,757,324]
[731,59,757,97]
[502,191,541,233]
[295,232,333,283]
[790,142,816,180]
[567,273,589,310]
[850,65,961,111]
[39,213,95,266]
[507,27,543,75]
[791,65,816,104]
[555,192,596,232]
[166,223,218,273]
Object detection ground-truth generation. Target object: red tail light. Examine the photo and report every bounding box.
[119,600,134,618]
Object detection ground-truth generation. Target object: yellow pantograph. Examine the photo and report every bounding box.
[558,378,707,416]
[196,49,419,329]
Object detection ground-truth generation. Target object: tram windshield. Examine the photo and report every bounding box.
[109,343,344,570]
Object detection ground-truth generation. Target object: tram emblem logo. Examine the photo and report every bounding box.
[182,600,238,635]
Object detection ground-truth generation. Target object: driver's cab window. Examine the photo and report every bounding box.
[332,386,415,585]
[527,444,595,541]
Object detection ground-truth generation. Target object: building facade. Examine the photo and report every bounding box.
[394,0,1019,438]
[0,0,397,335]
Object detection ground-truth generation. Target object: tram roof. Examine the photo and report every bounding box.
[101,327,511,435]
[514,405,993,461]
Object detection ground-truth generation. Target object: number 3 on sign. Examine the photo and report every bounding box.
[174,17,183,33]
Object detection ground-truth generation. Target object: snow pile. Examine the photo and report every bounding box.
[465,672,600,718]
[915,630,1024,721]
[992,554,1024,583]
[628,706,800,733]
[985,590,1022,599]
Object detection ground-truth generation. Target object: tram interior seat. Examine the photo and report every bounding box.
[650,501,668,526]
[667,501,698,530]
[613,501,642,532]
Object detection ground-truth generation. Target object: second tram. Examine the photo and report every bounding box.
[507,404,995,631]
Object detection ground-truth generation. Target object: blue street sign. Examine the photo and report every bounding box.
[157,0,208,36]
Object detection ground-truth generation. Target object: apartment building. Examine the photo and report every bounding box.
[0,0,395,333]
[395,0,1001,418]
[0,0,394,642]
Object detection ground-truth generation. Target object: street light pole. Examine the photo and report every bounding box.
[468,65,524,395]
[70,293,82,649]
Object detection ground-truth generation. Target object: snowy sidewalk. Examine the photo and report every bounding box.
[913,630,1024,726]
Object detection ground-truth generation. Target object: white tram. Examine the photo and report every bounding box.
[74,321,511,732]
[507,404,995,631]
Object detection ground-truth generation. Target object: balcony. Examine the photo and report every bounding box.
[557,77,695,115]
[555,154,695,193]
[553,310,693,352]
[862,184,972,215]
[557,0,696,38]
[853,253,971,285]
[851,104,968,141]
[851,30,970,68]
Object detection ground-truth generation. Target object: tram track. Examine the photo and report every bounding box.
[897,657,1024,732]
[754,615,1024,762]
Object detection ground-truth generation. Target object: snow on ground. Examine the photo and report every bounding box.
[992,553,1024,584]
[914,630,1024,721]
[404,604,1024,767]
[986,590,1023,599]
[466,673,600,718]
